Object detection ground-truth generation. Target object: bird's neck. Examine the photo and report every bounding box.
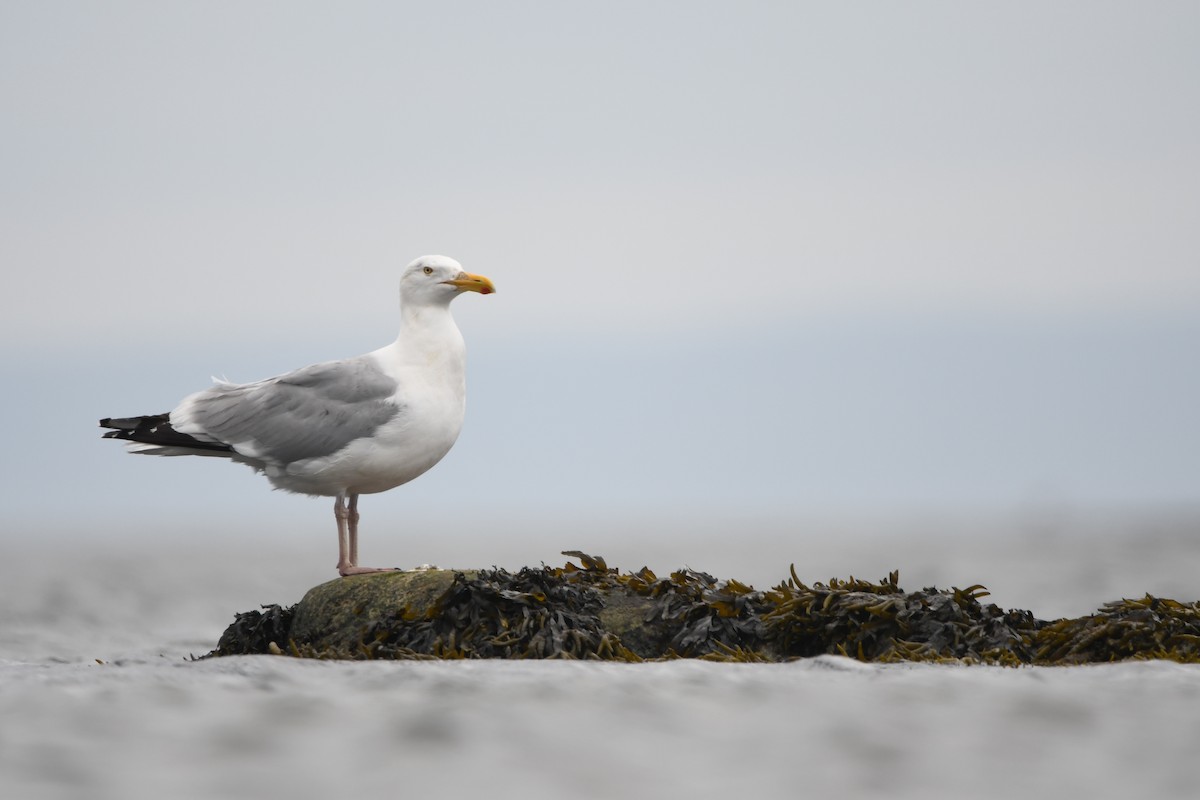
[392,301,466,371]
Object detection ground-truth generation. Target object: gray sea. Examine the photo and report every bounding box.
[2,512,1198,800]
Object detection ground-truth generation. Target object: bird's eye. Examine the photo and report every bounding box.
[423,266,434,276]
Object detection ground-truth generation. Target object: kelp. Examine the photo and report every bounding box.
[361,564,637,661]
[762,567,1040,665]
[212,603,295,657]
[205,552,1200,665]
[1032,595,1200,665]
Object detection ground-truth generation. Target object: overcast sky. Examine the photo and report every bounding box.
[2,2,1197,568]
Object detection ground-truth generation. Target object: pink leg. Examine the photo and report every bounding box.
[335,492,398,577]
[335,494,352,574]
[348,493,360,566]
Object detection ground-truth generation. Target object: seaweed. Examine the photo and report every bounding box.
[761,568,1040,664]
[360,566,637,661]
[622,568,770,657]
[203,553,1198,666]
[1032,595,1200,664]
[211,604,295,656]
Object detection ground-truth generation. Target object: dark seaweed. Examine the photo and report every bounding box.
[761,568,1042,664]
[205,553,1200,665]
[1033,595,1200,664]
[211,604,295,656]
[360,565,634,660]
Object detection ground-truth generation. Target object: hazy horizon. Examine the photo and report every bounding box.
[3,3,1197,560]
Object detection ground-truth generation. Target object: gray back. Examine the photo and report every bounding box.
[188,357,401,465]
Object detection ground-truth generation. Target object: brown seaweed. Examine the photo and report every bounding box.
[1032,595,1200,665]
[360,565,637,661]
[204,552,1200,665]
[212,604,295,657]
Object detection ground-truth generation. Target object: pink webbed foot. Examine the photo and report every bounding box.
[337,564,401,577]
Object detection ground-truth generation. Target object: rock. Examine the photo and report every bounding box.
[289,569,474,656]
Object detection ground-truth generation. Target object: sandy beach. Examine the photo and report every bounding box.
[3,520,1198,800]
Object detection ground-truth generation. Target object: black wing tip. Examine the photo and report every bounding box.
[100,414,169,431]
[98,413,234,453]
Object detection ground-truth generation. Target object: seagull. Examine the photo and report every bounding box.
[100,255,495,577]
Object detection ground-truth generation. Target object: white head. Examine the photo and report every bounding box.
[399,255,495,307]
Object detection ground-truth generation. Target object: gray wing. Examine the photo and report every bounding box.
[181,357,402,465]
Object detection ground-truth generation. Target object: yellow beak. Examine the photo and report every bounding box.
[443,272,496,295]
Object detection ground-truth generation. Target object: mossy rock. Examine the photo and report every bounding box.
[207,551,1200,665]
[289,569,476,656]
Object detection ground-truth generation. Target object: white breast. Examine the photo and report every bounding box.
[266,308,469,497]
